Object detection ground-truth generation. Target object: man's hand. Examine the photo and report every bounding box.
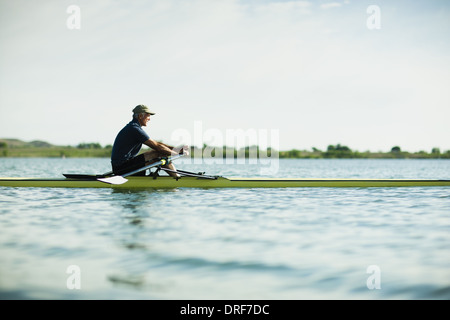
[173,145,190,156]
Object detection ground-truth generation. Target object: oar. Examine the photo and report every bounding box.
[98,153,185,185]
[159,167,218,180]
[63,170,113,179]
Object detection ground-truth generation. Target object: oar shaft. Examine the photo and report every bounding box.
[122,153,183,178]
[97,153,185,185]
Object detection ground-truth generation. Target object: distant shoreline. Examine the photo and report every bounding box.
[1,139,449,159]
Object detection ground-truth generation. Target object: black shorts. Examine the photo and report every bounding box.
[112,154,147,176]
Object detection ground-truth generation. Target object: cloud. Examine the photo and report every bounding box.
[320,2,342,10]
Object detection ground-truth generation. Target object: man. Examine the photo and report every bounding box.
[111,104,188,177]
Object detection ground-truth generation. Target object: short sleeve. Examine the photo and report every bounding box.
[134,127,150,144]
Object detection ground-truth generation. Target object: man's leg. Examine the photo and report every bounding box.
[112,154,147,176]
[143,150,180,178]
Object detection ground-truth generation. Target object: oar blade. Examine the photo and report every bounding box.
[97,176,128,185]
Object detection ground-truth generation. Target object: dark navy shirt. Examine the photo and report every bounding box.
[111,119,150,166]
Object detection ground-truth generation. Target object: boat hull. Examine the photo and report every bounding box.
[0,176,450,188]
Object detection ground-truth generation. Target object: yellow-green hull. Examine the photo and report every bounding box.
[0,176,449,188]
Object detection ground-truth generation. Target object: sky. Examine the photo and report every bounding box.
[0,0,449,152]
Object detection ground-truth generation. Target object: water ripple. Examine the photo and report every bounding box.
[1,159,449,299]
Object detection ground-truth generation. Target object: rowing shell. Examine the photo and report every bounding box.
[0,176,449,188]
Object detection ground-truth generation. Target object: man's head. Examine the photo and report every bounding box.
[133,104,155,127]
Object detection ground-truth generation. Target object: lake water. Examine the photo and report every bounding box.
[0,158,449,300]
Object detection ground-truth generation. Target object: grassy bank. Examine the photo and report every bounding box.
[0,139,111,157]
[0,147,112,158]
[0,139,449,159]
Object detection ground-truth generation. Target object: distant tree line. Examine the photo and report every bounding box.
[278,144,450,159]
[0,141,7,156]
[76,143,104,149]
[0,140,449,159]
[188,144,450,159]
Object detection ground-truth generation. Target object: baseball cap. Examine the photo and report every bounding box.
[133,104,155,115]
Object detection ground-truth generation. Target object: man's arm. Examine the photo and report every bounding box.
[159,141,174,149]
[160,142,189,155]
[143,139,178,156]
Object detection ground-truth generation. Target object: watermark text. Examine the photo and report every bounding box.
[171,121,280,175]
[366,265,381,290]
[67,5,81,30]
[367,5,381,30]
[66,265,81,289]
